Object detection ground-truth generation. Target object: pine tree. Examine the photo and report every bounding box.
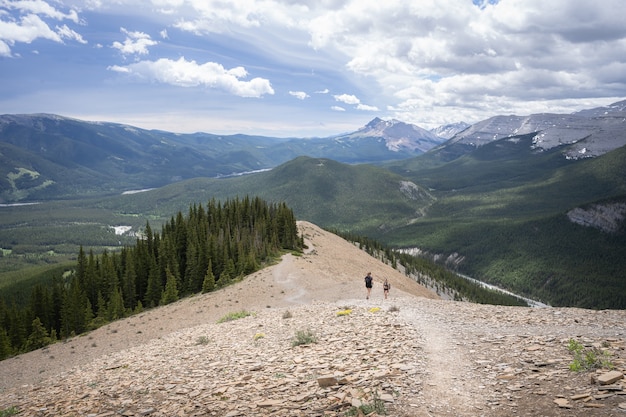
[202,260,216,293]
[25,317,51,350]
[0,326,12,360]
[160,267,179,305]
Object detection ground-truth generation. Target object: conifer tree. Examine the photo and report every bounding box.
[25,317,51,350]
[202,260,216,293]
[0,327,12,360]
[160,268,179,305]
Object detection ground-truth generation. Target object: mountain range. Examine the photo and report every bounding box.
[0,115,446,202]
[1,100,625,309]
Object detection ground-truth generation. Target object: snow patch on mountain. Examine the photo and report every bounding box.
[430,122,470,139]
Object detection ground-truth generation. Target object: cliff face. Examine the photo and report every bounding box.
[567,202,626,233]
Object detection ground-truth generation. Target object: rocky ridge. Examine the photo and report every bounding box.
[0,221,625,416]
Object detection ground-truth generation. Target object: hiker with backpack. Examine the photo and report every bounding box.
[364,272,373,299]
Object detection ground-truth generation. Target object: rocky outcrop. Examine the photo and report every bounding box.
[567,202,626,233]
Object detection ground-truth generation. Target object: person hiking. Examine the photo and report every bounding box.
[383,278,390,299]
[364,272,373,299]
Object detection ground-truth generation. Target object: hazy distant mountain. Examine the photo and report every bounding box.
[445,99,626,159]
[429,121,470,139]
[341,117,446,153]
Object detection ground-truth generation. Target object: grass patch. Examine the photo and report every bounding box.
[368,307,381,313]
[0,407,19,417]
[292,329,317,346]
[217,310,252,323]
[336,309,352,316]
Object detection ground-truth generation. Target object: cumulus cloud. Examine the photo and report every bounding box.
[331,106,346,111]
[111,27,158,56]
[333,93,377,111]
[289,91,309,100]
[108,56,275,98]
[0,0,83,56]
[1,0,80,23]
[3,0,625,133]
[333,94,361,105]
[303,0,626,124]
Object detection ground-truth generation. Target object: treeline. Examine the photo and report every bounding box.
[333,230,527,307]
[0,197,302,360]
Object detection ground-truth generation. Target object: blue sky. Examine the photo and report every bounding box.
[1,0,625,137]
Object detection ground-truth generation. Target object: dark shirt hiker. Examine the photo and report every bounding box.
[364,272,373,299]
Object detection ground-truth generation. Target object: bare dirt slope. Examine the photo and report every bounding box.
[0,221,624,416]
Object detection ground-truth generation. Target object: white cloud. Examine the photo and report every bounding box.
[333,94,360,105]
[0,1,84,55]
[289,91,309,100]
[1,0,80,23]
[109,56,275,98]
[302,0,626,124]
[111,27,158,56]
[3,0,625,134]
[356,103,378,111]
[331,106,345,112]
[56,24,86,44]
[333,93,377,111]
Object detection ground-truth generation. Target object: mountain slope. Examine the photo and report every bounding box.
[114,156,436,235]
[0,114,443,202]
[384,135,626,308]
[445,99,626,159]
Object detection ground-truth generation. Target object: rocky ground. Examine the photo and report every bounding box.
[0,221,625,416]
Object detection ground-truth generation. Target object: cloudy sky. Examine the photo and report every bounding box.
[1,0,625,137]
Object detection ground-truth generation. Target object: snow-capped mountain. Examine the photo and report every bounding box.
[430,122,471,139]
[343,117,446,153]
[447,100,626,159]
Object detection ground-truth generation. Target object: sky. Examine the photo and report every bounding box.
[0,0,625,137]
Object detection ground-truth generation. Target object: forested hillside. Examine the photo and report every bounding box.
[0,197,301,359]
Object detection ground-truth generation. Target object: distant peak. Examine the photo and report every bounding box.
[365,117,385,128]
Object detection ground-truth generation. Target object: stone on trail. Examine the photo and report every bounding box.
[553,398,572,408]
[597,370,623,385]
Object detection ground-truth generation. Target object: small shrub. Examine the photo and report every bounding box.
[368,307,381,313]
[567,339,613,372]
[253,333,265,341]
[282,310,293,319]
[196,336,210,345]
[336,309,352,316]
[217,310,251,323]
[292,329,317,346]
[388,305,400,312]
[0,406,19,417]
[344,392,387,416]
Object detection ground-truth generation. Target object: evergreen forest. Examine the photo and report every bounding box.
[0,197,302,360]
